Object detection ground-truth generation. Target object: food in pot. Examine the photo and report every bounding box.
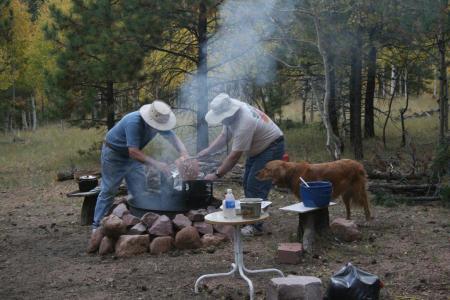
[175,157,200,181]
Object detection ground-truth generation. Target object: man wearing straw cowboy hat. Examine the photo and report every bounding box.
[92,100,189,231]
[198,93,285,236]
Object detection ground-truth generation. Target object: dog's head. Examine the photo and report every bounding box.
[256,160,291,187]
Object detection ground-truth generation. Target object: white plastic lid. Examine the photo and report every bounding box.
[226,188,233,194]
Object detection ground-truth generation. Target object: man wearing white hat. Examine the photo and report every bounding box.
[198,93,285,236]
[92,100,188,230]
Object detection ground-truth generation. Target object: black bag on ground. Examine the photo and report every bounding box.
[327,263,382,300]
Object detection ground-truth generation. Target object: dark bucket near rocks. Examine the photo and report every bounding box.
[78,175,98,192]
[300,181,332,208]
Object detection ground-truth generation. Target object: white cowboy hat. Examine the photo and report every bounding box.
[139,100,176,131]
[205,93,242,125]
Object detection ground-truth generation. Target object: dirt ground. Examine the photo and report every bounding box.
[0,180,449,300]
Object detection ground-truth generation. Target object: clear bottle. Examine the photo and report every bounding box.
[222,188,236,219]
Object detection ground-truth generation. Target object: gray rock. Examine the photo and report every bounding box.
[267,276,323,300]
[99,236,115,255]
[174,226,202,249]
[128,222,147,235]
[141,212,160,227]
[150,236,174,255]
[173,214,192,230]
[330,218,362,242]
[193,222,214,235]
[122,214,140,227]
[115,235,149,257]
[86,227,105,253]
[101,215,127,239]
[148,215,174,236]
[112,203,129,218]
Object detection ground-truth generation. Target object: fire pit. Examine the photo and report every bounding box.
[128,158,215,216]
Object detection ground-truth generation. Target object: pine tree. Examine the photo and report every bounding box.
[45,0,163,129]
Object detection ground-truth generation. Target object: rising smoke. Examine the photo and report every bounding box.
[180,0,294,106]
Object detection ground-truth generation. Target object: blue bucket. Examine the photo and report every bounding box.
[300,181,332,207]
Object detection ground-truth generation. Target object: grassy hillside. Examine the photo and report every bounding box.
[0,94,442,189]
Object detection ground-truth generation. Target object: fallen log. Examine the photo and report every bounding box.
[394,196,441,202]
[367,171,425,181]
[368,183,437,193]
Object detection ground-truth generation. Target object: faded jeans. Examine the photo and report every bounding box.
[93,145,150,228]
[243,136,285,199]
[243,137,285,231]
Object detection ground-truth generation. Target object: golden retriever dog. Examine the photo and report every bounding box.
[257,159,372,221]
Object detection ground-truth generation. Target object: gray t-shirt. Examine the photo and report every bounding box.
[225,103,283,157]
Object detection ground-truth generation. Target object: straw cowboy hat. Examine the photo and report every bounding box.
[205,93,242,125]
[139,100,176,131]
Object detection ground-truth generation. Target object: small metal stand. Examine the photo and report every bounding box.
[194,212,285,300]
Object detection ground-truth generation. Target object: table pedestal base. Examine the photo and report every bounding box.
[194,225,284,300]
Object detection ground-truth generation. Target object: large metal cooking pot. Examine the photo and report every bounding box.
[182,180,213,210]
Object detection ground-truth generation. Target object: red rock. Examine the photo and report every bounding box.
[101,215,127,238]
[112,203,129,218]
[150,236,174,255]
[128,222,147,235]
[213,224,234,240]
[99,236,115,255]
[86,227,105,253]
[173,214,192,230]
[201,234,225,247]
[174,226,202,249]
[330,218,362,242]
[148,215,174,236]
[122,214,140,227]
[186,209,207,222]
[141,212,160,227]
[115,235,149,257]
[277,243,303,264]
[193,222,214,235]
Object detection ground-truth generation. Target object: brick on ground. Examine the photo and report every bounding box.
[277,243,303,264]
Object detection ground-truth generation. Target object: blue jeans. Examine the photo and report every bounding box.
[93,145,151,228]
[243,137,285,200]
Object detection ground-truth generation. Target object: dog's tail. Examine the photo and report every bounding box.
[351,162,372,220]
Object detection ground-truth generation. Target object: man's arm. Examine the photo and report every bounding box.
[128,147,170,175]
[197,127,229,158]
[204,150,243,180]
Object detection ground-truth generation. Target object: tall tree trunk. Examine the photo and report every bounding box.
[31,95,37,131]
[327,53,339,137]
[22,110,28,130]
[364,45,377,138]
[302,94,307,125]
[313,16,341,160]
[349,30,363,159]
[433,67,438,98]
[390,65,396,95]
[383,75,399,148]
[400,70,409,147]
[196,1,209,152]
[438,0,448,144]
[106,81,115,130]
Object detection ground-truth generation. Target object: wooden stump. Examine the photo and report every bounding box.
[297,207,330,253]
[81,195,98,226]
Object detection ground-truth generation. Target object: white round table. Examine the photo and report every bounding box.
[194,211,285,300]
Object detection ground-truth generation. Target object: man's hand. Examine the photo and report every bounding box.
[204,173,218,181]
[197,149,209,159]
[154,161,171,176]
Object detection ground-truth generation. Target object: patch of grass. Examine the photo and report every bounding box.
[372,193,400,207]
[440,185,450,208]
[0,125,104,189]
